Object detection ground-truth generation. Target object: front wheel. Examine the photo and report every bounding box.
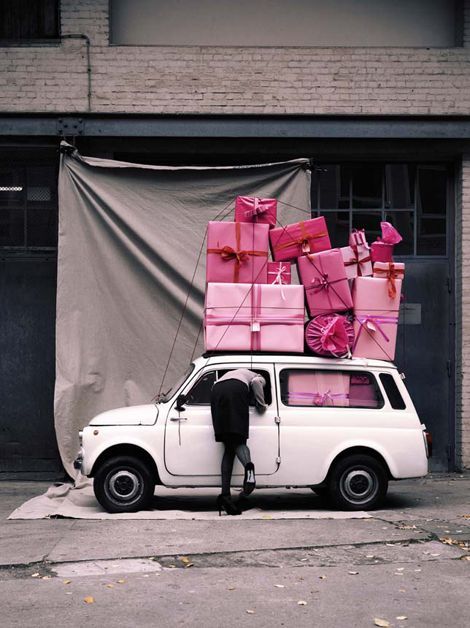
[327,454,388,511]
[93,455,155,513]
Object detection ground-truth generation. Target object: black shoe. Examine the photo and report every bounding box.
[216,494,241,516]
[243,463,256,495]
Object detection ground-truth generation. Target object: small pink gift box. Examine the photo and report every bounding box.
[269,216,331,262]
[340,244,373,279]
[298,249,352,317]
[373,262,405,298]
[267,261,291,285]
[206,221,269,284]
[352,277,402,361]
[235,196,277,228]
[286,370,350,407]
[204,282,305,352]
[370,240,394,263]
[349,228,369,248]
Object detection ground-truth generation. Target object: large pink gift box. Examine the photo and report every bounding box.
[298,249,352,317]
[235,196,277,228]
[352,277,402,361]
[286,370,350,407]
[206,221,269,284]
[267,261,291,285]
[269,217,331,262]
[340,244,372,280]
[204,283,305,352]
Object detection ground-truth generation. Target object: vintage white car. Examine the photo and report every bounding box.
[75,353,430,513]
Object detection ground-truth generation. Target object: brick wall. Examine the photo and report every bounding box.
[1,0,470,114]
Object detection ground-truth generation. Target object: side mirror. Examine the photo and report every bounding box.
[176,394,187,411]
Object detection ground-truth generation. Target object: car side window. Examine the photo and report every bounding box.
[379,373,406,410]
[280,369,384,409]
[186,369,272,406]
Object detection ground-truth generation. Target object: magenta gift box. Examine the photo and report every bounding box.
[267,261,291,285]
[204,282,305,352]
[206,221,269,284]
[269,217,331,262]
[340,244,373,280]
[287,370,350,407]
[352,276,402,361]
[298,249,352,317]
[234,196,277,228]
[370,240,394,263]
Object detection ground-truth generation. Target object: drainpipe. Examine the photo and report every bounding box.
[61,34,92,112]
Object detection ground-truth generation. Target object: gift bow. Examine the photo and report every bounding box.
[345,245,371,277]
[374,263,404,298]
[319,316,351,356]
[287,390,349,406]
[207,222,267,282]
[219,245,250,265]
[244,198,268,218]
[274,221,327,255]
[269,263,288,300]
[353,314,399,354]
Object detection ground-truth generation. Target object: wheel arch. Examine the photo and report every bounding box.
[90,444,160,483]
[326,446,393,481]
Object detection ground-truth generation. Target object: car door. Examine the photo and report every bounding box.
[164,363,280,477]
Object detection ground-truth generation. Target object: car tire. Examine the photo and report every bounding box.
[93,455,155,513]
[327,454,388,511]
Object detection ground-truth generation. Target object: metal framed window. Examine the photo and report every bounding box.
[311,163,449,257]
[0,163,58,252]
[0,0,59,43]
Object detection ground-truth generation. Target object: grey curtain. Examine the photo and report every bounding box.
[56,144,311,475]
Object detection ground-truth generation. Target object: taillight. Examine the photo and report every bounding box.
[424,430,432,458]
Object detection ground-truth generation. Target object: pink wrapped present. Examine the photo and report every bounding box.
[352,277,402,361]
[373,262,405,298]
[349,374,378,408]
[349,228,369,248]
[269,217,331,262]
[305,314,354,358]
[370,240,394,263]
[235,196,277,228]
[206,221,269,284]
[267,261,291,285]
[340,244,372,279]
[298,249,352,317]
[286,370,350,407]
[204,282,304,352]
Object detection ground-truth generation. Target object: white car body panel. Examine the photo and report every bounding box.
[79,354,428,487]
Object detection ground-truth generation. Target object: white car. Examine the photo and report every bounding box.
[75,353,431,513]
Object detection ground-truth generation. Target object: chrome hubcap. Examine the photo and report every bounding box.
[341,469,377,503]
[108,470,140,502]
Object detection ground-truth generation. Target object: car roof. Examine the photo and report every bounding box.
[196,352,397,370]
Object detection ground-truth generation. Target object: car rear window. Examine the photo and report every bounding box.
[379,373,406,410]
[280,369,384,409]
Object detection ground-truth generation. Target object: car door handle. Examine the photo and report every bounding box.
[170,417,187,421]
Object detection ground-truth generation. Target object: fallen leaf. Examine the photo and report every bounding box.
[31,573,40,578]
[396,616,408,621]
[246,609,255,614]
[117,579,126,584]
[83,596,95,604]
[41,576,51,580]
[430,553,440,557]
[63,579,71,585]
[374,619,390,627]
[105,584,114,589]
[460,555,470,561]
[440,537,454,545]
[179,556,191,565]
[274,584,285,588]
[348,571,359,575]
[460,514,470,519]
[319,575,327,580]
[297,600,307,606]
[228,587,236,591]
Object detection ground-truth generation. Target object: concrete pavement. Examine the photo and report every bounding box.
[0,474,469,627]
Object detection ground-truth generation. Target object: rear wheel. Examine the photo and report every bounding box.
[327,454,388,511]
[93,455,155,513]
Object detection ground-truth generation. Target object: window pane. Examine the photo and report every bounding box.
[352,210,381,242]
[186,371,217,405]
[0,208,24,246]
[385,164,415,209]
[352,165,382,209]
[317,165,349,210]
[418,166,447,215]
[0,168,24,208]
[379,373,406,410]
[320,211,350,248]
[417,217,446,256]
[384,211,414,256]
[0,0,59,40]
[280,369,384,409]
[26,208,57,247]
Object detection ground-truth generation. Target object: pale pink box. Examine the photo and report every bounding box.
[340,244,373,280]
[297,249,352,317]
[204,282,305,352]
[206,221,269,284]
[234,196,277,228]
[349,228,369,248]
[286,370,350,407]
[269,217,331,262]
[267,261,291,285]
[352,277,402,361]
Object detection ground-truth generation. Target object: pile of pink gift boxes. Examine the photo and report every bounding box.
[204,195,404,362]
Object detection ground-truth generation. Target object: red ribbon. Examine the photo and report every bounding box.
[274,221,327,255]
[373,263,404,298]
[207,222,267,282]
[344,245,371,277]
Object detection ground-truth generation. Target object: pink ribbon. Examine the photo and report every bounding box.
[288,391,349,406]
[244,198,267,218]
[353,314,398,351]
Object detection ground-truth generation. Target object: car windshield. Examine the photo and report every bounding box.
[156,364,195,403]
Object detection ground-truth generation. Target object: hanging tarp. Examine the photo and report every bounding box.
[56,143,311,475]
